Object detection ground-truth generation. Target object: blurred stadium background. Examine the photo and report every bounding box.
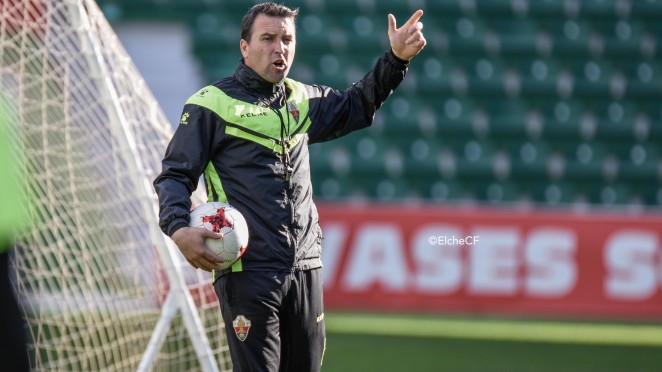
[91,0,662,370]
[99,0,662,207]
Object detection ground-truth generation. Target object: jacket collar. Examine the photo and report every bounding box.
[234,59,286,97]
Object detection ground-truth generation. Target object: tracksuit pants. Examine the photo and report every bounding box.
[214,268,326,372]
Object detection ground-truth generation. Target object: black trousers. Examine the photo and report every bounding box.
[0,250,29,372]
[214,268,326,372]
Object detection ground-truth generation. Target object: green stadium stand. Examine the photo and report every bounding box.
[417,56,456,95]
[506,139,550,181]
[401,137,442,178]
[475,179,521,204]
[98,0,662,207]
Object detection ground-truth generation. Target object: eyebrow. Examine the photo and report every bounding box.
[259,31,294,39]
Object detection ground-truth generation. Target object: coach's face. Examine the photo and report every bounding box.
[241,14,296,84]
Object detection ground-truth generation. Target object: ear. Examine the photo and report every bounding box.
[240,39,249,59]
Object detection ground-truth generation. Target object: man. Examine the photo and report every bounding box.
[153,2,425,371]
[0,99,30,372]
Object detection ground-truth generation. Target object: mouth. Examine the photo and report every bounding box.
[273,59,287,71]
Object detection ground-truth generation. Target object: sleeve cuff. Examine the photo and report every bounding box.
[388,49,410,67]
[167,221,189,237]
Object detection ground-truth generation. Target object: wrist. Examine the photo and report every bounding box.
[168,222,190,238]
[389,48,410,63]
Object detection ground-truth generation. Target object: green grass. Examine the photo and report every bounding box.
[322,312,662,372]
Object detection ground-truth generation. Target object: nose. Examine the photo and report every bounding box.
[275,40,285,54]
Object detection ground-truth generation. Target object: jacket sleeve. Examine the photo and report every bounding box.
[153,104,222,237]
[306,49,409,144]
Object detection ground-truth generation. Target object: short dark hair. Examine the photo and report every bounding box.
[241,2,299,41]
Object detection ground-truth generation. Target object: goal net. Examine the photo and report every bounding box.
[1,0,230,370]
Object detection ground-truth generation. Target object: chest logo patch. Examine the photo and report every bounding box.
[287,101,300,124]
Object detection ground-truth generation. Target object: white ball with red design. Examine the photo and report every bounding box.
[188,202,249,269]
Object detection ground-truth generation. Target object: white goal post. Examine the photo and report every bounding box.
[1,0,230,370]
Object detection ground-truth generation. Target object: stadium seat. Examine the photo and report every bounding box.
[621,60,662,98]
[529,100,584,140]
[542,18,593,57]
[631,1,662,18]
[488,17,539,56]
[599,22,643,58]
[529,181,578,206]
[417,56,457,95]
[569,59,614,97]
[309,141,351,179]
[343,136,393,178]
[454,139,495,179]
[401,137,443,181]
[558,141,608,181]
[481,100,528,139]
[506,140,550,181]
[418,178,470,203]
[612,143,660,182]
[465,57,507,97]
[638,184,662,206]
[337,14,389,51]
[434,97,476,136]
[190,12,239,48]
[313,175,354,200]
[518,58,562,97]
[475,180,521,204]
[585,183,633,206]
[446,17,488,55]
[527,0,566,17]
[358,177,412,201]
[590,101,638,141]
[298,14,336,53]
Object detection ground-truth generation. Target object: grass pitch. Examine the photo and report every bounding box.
[322,312,662,372]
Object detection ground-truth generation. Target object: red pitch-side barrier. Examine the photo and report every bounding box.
[317,203,662,320]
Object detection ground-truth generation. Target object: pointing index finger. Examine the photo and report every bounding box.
[404,9,424,28]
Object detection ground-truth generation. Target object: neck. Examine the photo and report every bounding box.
[236,59,285,96]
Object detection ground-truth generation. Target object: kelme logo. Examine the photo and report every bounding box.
[234,104,268,119]
[180,112,190,125]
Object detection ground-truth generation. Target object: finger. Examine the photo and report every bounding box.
[387,13,397,33]
[202,229,223,239]
[203,249,224,263]
[415,37,427,49]
[186,258,198,269]
[198,257,222,272]
[405,32,423,45]
[404,9,424,27]
[198,263,213,272]
[409,21,423,34]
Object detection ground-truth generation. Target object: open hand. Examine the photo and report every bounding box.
[171,226,224,271]
[388,10,426,61]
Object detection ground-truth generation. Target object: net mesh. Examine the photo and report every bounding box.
[0,0,230,370]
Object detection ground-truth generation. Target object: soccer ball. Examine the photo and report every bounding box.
[188,202,249,269]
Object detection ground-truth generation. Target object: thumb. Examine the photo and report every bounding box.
[387,13,397,34]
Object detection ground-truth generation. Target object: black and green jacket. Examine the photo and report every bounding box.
[154,50,408,275]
